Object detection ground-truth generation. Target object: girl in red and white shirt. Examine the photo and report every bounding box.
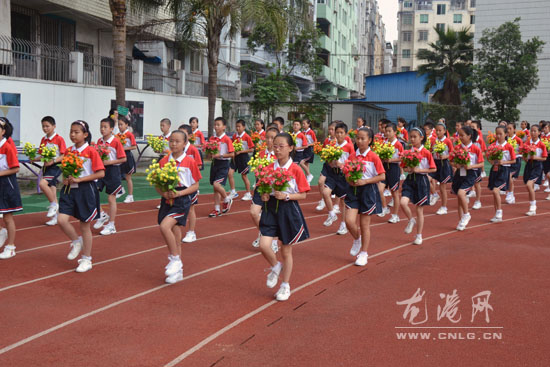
[118,116,137,203]
[487,126,516,222]
[523,125,548,216]
[228,119,255,200]
[301,118,317,183]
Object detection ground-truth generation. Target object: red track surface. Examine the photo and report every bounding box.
[0,188,549,366]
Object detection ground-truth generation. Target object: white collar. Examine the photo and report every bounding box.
[192,128,200,134]
[121,129,130,135]
[169,152,186,162]
[45,132,57,140]
[304,128,311,133]
[184,142,190,152]
[498,140,507,147]
[258,129,264,134]
[101,135,114,144]
[237,131,245,139]
[217,132,226,139]
[274,158,292,170]
[337,140,347,148]
[437,136,446,142]
[511,134,517,139]
[389,138,398,146]
[265,149,274,156]
[0,138,5,148]
[164,131,172,139]
[414,145,425,152]
[462,142,473,149]
[356,147,371,157]
[73,142,89,153]
[530,139,540,144]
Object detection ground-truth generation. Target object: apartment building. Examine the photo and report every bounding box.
[396,0,476,72]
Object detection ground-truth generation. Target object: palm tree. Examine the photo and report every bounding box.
[109,0,128,107]
[417,27,473,105]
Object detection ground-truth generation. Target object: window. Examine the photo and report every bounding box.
[402,49,411,58]
[402,31,412,42]
[470,15,475,24]
[190,51,202,73]
[454,14,463,23]
[470,0,476,7]
[418,48,427,54]
[420,14,429,23]
[437,4,446,15]
[76,42,94,72]
[436,23,445,32]
[404,1,413,8]
[402,13,413,25]
[401,67,411,72]
[418,30,428,41]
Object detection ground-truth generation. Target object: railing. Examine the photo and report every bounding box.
[143,64,178,94]
[0,35,72,82]
[82,54,134,88]
[185,72,206,97]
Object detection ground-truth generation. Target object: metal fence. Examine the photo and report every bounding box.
[185,72,206,97]
[0,35,72,82]
[82,54,135,88]
[143,64,178,94]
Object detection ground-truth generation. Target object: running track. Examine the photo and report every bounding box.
[0,188,549,366]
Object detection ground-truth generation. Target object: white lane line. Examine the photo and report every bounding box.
[162,211,550,366]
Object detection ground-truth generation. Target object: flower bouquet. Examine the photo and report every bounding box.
[342,159,365,194]
[542,138,550,151]
[23,142,38,160]
[486,132,496,145]
[39,144,58,163]
[248,152,275,173]
[449,145,470,166]
[487,145,504,171]
[60,150,84,193]
[146,134,167,154]
[400,150,422,169]
[433,140,447,155]
[251,131,263,146]
[116,133,127,146]
[146,159,179,205]
[517,130,526,139]
[92,142,110,161]
[319,144,343,163]
[424,139,432,150]
[313,141,324,155]
[233,140,243,152]
[255,165,274,210]
[188,133,196,144]
[203,139,219,156]
[348,129,358,139]
[519,143,536,160]
[507,138,518,152]
[373,142,395,161]
[271,167,293,212]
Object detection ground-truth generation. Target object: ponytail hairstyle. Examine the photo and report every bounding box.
[436,121,447,131]
[118,116,131,129]
[460,126,478,144]
[275,132,296,158]
[0,117,14,139]
[411,126,427,145]
[358,127,374,147]
[302,118,312,128]
[255,118,265,130]
[71,120,92,144]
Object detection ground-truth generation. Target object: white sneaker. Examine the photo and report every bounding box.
[544,180,549,187]
[526,206,537,216]
[534,184,540,192]
[413,235,423,245]
[165,270,183,284]
[229,191,239,199]
[266,262,282,288]
[156,204,161,209]
[0,228,7,247]
[472,201,482,210]
[436,207,448,215]
[252,233,261,248]
[46,203,58,218]
[350,237,362,257]
[115,187,125,199]
[429,194,439,206]
[0,245,15,259]
[100,223,116,235]
[242,192,253,201]
[275,284,291,301]
[462,213,472,227]
[182,231,196,243]
[333,204,341,214]
[336,222,348,235]
[404,218,416,234]
[457,214,471,231]
[467,191,476,198]
[306,174,314,183]
[383,189,391,197]
[377,207,390,217]
[505,195,515,204]
[331,194,336,199]
[123,195,134,203]
[271,240,279,254]
[355,252,368,266]
[490,214,503,223]
[481,171,487,178]
[323,213,338,226]
[67,237,83,260]
[93,212,110,229]
[388,198,394,207]
[315,200,326,211]
[400,173,406,181]
[75,258,92,272]
[546,195,550,201]
[165,257,183,277]
[388,214,400,224]
[45,214,58,226]
[545,187,550,193]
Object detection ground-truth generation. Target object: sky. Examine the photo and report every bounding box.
[378,0,399,43]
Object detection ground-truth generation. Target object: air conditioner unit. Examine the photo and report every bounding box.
[168,59,181,71]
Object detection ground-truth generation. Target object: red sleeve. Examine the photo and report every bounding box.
[309,130,317,142]
[395,141,404,153]
[245,135,255,149]
[426,150,436,169]
[507,144,516,160]
[444,138,454,152]
[403,129,409,141]
[476,146,484,163]
[345,136,352,144]
[158,155,170,168]
[198,131,206,145]
[232,134,238,142]
[225,136,234,153]
[192,146,203,166]
[480,138,487,152]
[291,164,310,193]
[323,138,330,146]
[345,143,356,159]
[6,143,19,168]
[187,156,202,182]
[541,142,548,158]
[89,148,105,172]
[429,137,436,149]
[371,152,386,174]
[260,131,266,139]
[114,139,126,159]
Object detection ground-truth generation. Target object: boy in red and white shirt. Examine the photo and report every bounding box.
[301,119,317,183]
[208,117,235,217]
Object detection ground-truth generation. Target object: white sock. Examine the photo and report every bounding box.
[108,221,115,226]
[81,255,92,261]
[224,196,232,203]
[441,206,447,210]
[530,201,536,206]
[272,261,282,273]
[463,212,471,218]
[214,204,220,211]
[496,210,503,216]
[187,230,195,235]
[231,189,236,194]
[49,202,57,207]
[281,282,289,289]
[359,251,368,257]
[416,234,422,240]
[329,210,336,216]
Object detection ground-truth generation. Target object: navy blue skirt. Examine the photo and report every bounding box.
[383,162,402,191]
[0,174,23,214]
[430,159,453,184]
[324,167,348,198]
[344,183,382,215]
[451,169,477,194]
[523,160,543,185]
[59,181,100,222]
[259,196,309,245]
[488,165,510,191]
[121,150,136,175]
[97,165,122,195]
[158,187,192,226]
[401,174,430,206]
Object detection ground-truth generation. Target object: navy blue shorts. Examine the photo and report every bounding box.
[511,157,522,178]
[260,197,309,245]
[401,174,430,206]
[230,153,250,174]
[429,159,453,184]
[324,168,348,198]
[59,181,101,222]
[157,188,192,226]
[293,150,304,163]
[0,174,23,214]
[252,187,262,206]
[523,161,544,185]
[190,190,199,206]
[121,150,136,176]
[451,169,477,194]
[383,162,401,191]
[344,183,382,215]
[474,169,483,183]
[543,157,550,175]
[198,149,204,171]
[210,159,230,185]
[488,166,510,191]
[320,162,329,177]
[303,146,314,163]
[42,164,62,187]
[97,165,123,196]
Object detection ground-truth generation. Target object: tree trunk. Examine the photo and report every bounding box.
[110,0,127,108]
[206,31,221,138]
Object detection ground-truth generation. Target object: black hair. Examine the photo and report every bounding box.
[274,132,295,158]
[0,117,14,139]
[171,129,188,143]
[109,108,117,116]
[531,124,540,132]
[397,117,408,127]
[41,116,56,126]
[160,118,171,126]
[255,118,265,130]
[507,121,517,129]
[71,120,92,144]
[266,123,279,130]
[266,126,279,135]
[179,124,193,136]
[435,122,447,131]
[189,117,198,124]
[100,117,115,129]
[357,127,374,147]
[459,126,478,143]
[214,116,227,126]
[235,119,246,127]
[302,118,311,127]
[522,120,530,129]
[357,117,366,125]
[495,125,506,135]
[118,116,130,126]
[273,116,285,126]
[423,121,435,130]
[472,120,482,130]
[328,121,338,127]
[411,127,427,145]
[379,118,391,125]
[386,122,397,132]
[335,122,348,133]
[540,121,549,129]
[292,119,302,125]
